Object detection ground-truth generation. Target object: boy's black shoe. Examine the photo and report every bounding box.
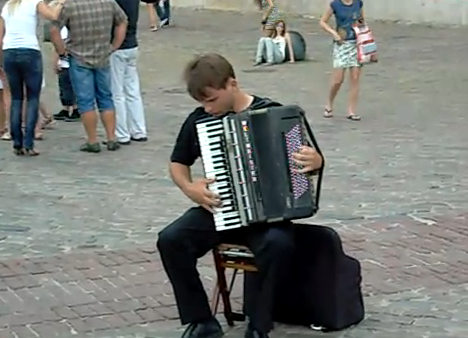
[245,323,269,338]
[53,109,69,120]
[65,109,80,122]
[181,317,223,338]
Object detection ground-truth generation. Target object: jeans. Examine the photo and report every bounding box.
[154,0,170,23]
[68,56,114,113]
[110,48,147,142]
[58,68,76,107]
[3,48,43,150]
[255,37,284,64]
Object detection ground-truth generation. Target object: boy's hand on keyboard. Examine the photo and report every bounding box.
[292,146,323,173]
[186,178,222,213]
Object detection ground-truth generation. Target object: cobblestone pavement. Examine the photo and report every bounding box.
[0,7,467,338]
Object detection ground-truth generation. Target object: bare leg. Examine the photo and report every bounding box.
[39,101,56,129]
[100,110,116,141]
[1,86,11,140]
[262,27,274,37]
[81,110,98,143]
[325,68,345,116]
[147,4,158,30]
[35,114,43,140]
[39,101,52,119]
[348,67,362,118]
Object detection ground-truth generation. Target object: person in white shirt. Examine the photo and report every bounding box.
[0,0,65,156]
[254,19,296,66]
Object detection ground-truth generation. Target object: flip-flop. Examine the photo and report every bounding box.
[346,114,361,121]
[25,149,39,156]
[323,108,333,118]
[0,130,10,140]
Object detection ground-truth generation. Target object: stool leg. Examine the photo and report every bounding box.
[228,269,238,292]
[211,284,220,314]
[228,269,246,322]
[213,251,235,326]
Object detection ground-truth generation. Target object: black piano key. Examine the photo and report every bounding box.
[224,215,241,221]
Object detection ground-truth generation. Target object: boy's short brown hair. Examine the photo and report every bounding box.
[183,53,236,101]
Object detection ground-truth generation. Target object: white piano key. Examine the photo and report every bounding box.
[197,120,243,231]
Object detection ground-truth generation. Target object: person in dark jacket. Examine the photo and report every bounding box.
[157,53,323,338]
[110,0,147,144]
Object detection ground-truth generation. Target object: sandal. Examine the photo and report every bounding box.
[1,130,11,141]
[79,142,101,153]
[106,140,121,151]
[323,108,333,118]
[150,26,158,32]
[41,118,56,129]
[346,114,361,121]
[25,149,39,156]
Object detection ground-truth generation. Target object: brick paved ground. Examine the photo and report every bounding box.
[0,7,467,338]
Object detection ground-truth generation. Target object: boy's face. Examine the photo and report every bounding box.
[198,79,237,117]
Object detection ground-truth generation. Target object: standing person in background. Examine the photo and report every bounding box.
[254,0,281,37]
[155,0,170,28]
[146,0,170,31]
[0,0,66,156]
[320,0,364,121]
[49,0,128,153]
[110,0,147,145]
[51,24,79,122]
[144,0,159,32]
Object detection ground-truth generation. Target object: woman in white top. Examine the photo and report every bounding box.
[254,20,296,66]
[0,0,65,156]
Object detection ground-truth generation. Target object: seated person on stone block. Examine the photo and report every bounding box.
[255,20,295,66]
[157,53,323,338]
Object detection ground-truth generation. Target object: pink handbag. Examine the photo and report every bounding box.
[352,23,378,64]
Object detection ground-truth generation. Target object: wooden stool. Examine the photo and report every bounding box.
[211,244,258,326]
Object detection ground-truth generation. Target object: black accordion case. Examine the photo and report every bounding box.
[243,224,365,331]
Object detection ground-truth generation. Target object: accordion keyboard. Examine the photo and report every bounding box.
[196,119,243,230]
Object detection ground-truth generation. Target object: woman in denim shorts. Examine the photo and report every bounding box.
[255,0,282,37]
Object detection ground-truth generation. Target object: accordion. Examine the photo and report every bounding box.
[195,105,324,231]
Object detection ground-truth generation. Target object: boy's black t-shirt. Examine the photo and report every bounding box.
[170,95,282,166]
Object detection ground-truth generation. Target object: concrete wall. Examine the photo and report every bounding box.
[172,0,468,25]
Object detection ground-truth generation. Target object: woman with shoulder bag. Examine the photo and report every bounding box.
[320,0,364,121]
